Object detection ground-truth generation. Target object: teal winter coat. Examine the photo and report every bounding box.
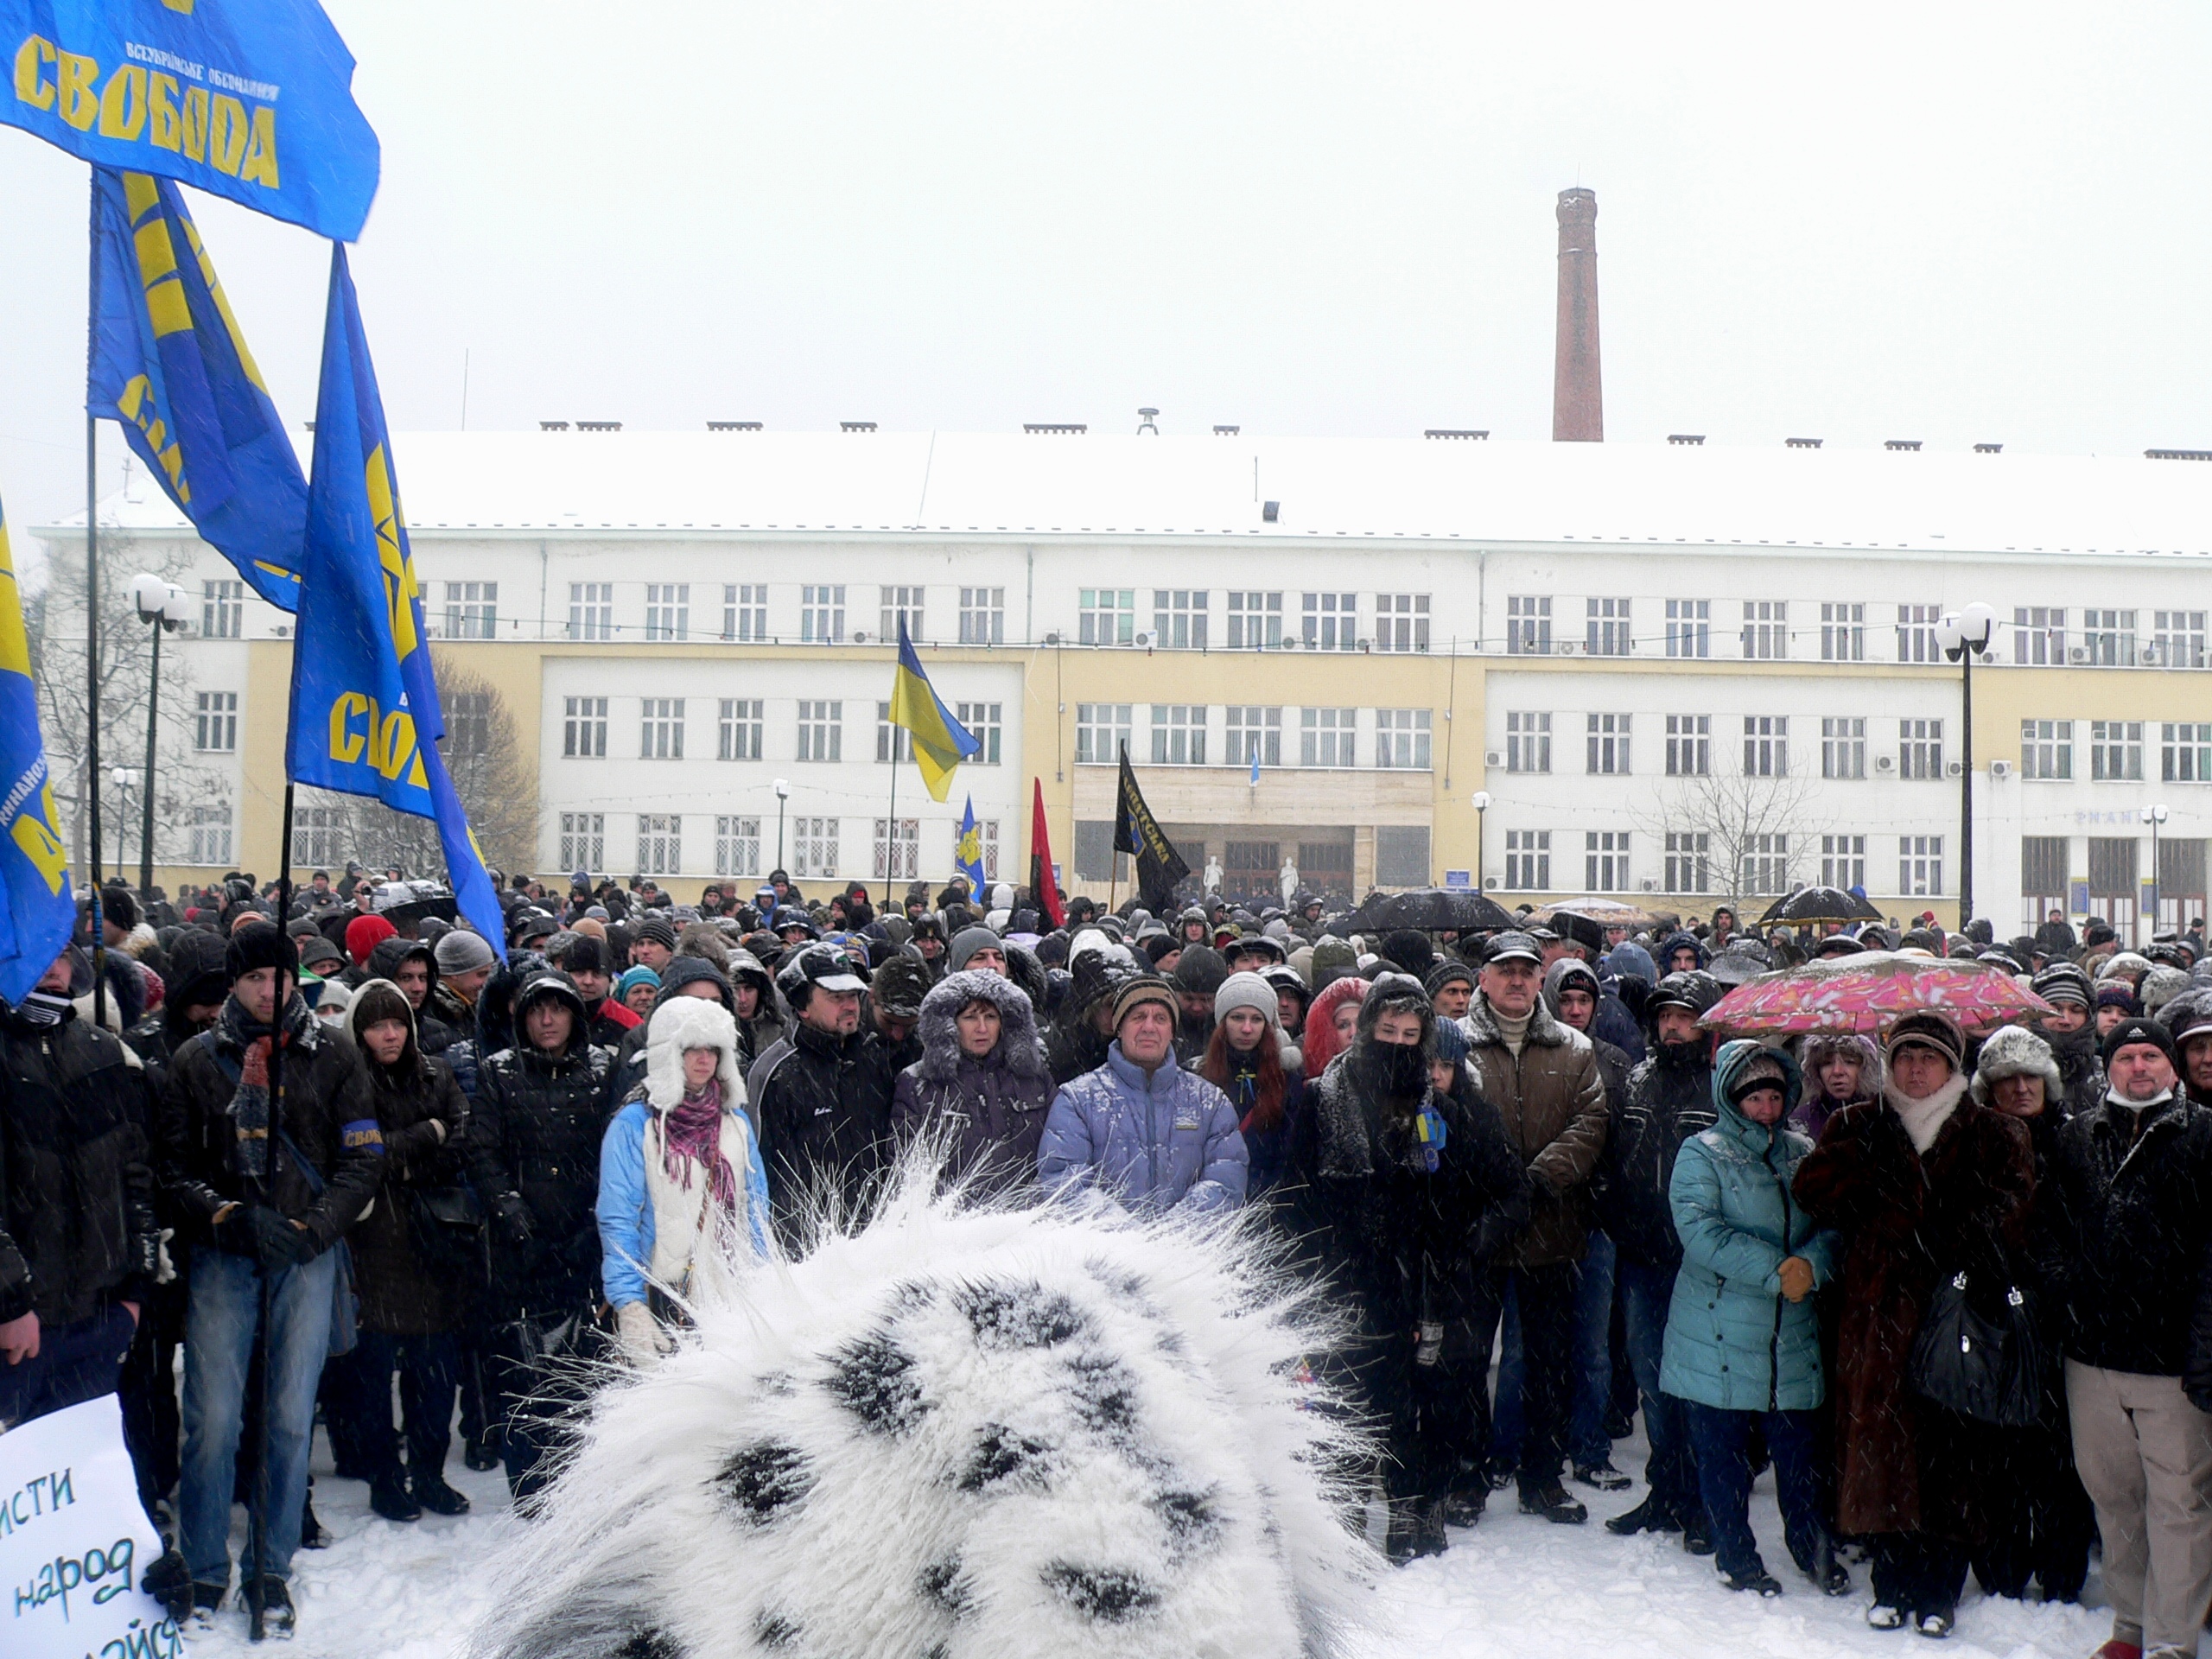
[1659,1041,1840,1412]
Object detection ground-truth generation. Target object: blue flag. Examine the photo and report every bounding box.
[3,0,378,240]
[0,495,75,1003]
[89,166,305,611]
[287,245,504,958]
[953,796,986,903]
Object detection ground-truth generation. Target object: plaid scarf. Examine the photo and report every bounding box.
[215,993,317,1179]
[661,1078,737,1214]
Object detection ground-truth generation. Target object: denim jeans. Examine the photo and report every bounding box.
[0,1303,136,1429]
[1617,1256,1697,1516]
[180,1244,337,1588]
[1682,1402,1827,1581]
[1493,1242,1611,1471]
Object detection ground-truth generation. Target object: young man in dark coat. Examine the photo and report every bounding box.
[751,944,899,1243]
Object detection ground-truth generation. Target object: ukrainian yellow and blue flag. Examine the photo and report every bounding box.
[889,619,980,802]
[0,496,75,1002]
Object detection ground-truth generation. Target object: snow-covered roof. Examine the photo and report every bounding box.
[51,429,2212,558]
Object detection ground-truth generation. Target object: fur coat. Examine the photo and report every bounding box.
[891,969,1055,1194]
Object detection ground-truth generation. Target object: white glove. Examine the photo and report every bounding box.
[615,1300,662,1366]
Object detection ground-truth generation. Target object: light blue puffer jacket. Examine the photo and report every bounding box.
[1659,1040,1840,1412]
[1038,1043,1248,1215]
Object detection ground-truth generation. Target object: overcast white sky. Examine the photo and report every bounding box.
[3,2,2209,531]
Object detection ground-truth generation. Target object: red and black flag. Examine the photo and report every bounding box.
[1028,779,1065,929]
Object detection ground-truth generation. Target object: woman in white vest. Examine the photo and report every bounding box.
[598,997,771,1363]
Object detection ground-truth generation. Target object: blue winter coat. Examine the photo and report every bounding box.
[597,1096,772,1308]
[1038,1043,1248,1214]
[1659,1041,1840,1412]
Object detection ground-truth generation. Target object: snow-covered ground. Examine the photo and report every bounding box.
[183,1426,2146,1658]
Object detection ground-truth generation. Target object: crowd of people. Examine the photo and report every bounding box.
[6,860,2212,1656]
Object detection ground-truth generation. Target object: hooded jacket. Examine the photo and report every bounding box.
[345,978,471,1335]
[891,970,1055,1193]
[124,926,229,1086]
[365,935,457,1056]
[1659,1042,1840,1413]
[1598,1021,1718,1271]
[1543,959,1633,1108]
[1458,991,1609,1268]
[1789,1031,1881,1142]
[1039,1044,1246,1215]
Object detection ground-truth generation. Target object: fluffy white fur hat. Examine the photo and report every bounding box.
[645,995,746,1111]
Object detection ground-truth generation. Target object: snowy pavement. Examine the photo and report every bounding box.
[183,1427,2147,1658]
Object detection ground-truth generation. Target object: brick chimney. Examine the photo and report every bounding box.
[1552,188,1603,442]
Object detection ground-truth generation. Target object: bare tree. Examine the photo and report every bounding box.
[1639,766,1829,912]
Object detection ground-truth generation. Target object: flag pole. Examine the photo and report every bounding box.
[84,175,106,1028]
[887,728,899,890]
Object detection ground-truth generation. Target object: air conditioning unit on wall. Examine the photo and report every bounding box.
[1990,759,2014,779]
[1555,639,1580,656]
[1875,754,1896,772]
[1484,750,1504,766]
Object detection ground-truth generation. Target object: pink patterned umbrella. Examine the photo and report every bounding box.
[1700,950,2055,1037]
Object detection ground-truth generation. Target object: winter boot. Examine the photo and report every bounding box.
[1384,1500,1422,1565]
[1517,1482,1588,1524]
[1410,1497,1450,1560]
[1441,1489,1487,1528]
[464,1433,503,1472]
[187,1582,227,1631]
[1866,1601,1906,1630]
[1914,1609,1954,1639]
[370,1472,422,1522]
[1482,1454,1516,1492]
[1574,1459,1632,1492]
[299,1484,333,1548]
[412,1472,472,1516]
[1681,1509,1715,1555]
[1723,1567,1783,1598]
[1605,1492,1681,1536]
[256,1575,296,1638]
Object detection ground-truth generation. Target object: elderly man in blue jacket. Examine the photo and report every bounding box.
[1039,975,1248,1213]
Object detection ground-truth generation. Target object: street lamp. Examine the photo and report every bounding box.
[128,573,189,894]
[110,766,136,880]
[773,778,791,873]
[1471,791,1491,891]
[2145,803,2171,944]
[1933,602,1995,931]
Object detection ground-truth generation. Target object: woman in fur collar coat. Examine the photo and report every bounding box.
[890,969,1055,1194]
[598,997,770,1364]
[1792,1011,2035,1638]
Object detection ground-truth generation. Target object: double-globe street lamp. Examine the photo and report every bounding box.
[127,573,191,893]
[1933,603,1996,931]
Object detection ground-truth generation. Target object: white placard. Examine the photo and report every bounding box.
[0,1393,181,1659]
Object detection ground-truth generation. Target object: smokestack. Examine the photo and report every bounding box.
[1552,188,1603,442]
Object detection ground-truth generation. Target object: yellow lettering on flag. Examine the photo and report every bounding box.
[148,73,179,149]
[10,784,67,895]
[0,516,32,677]
[208,93,247,175]
[240,105,279,188]
[98,63,144,139]
[181,85,207,162]
[55,48,99,130]
[365,447,420,662]
[14,35,56,110]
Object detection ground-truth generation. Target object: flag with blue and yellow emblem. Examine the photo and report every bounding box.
[953,796,987,902]
[0,494,76,1003]
[889,618,980,802]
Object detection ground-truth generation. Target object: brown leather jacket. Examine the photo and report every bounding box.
[1459,993,1610,1268]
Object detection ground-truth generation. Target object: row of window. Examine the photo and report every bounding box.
[560,698,1005,766]
[1499,830,1945,898]
[1074,590,1431,652]
[1071,704,1433,770]
[2020,721,2212,783]
[551,810,1002,883]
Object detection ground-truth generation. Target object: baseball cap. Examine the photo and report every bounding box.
[1484,931,1541,965]
[775,943,868,1001]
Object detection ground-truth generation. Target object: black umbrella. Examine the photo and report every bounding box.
[1346,887,1515,933]
[1756,886,1884,927]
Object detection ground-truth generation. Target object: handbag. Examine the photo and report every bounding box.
[405,1184,488,1282]
[1907,1267,2048,1427]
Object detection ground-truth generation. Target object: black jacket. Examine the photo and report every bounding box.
[1597,1045,1718,1269]
[0,1004,160,1325]
[2035,1092,2212,1392]
[2045,1025,2107,1122]
[751,1020,899,1237]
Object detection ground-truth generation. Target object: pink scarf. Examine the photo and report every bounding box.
[662,1077,737,1213]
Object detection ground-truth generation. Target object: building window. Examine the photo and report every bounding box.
[797,700,842,762]
[444,581,497,639]
[447,691,491,756]
[202,578,243,639]
[1741,600,1789,660]
[1900,717,1944,780]
[1665,598,1709,658]
[1375,709,1433,770]
[1744,715,1788,777]
[558,811,605,871]
[791,816,838,878]
[1506,711,1552,774]
[718,698,763,761]
[2014,607,2065,665]
[1665,831,1711,894]
[1300,707,1355,767]
[874,703,915,764]
[1151,704,1206,766]
[1822,717,1866,780]
[290,804,340,868]
[640,697,685,760]
[1821,602,1866,663]
[801,584,846,644]
[715,815,760,877]
[1666,714,1710,777]
[1897,603,1941,664]
[1227,591,1282,650]
[563,696,607,758]
[2021,720,2073,780]
[644,583,690,641]
[1586,712,1631,775]
[1742,833,1790,895]
[976,818,1001,880]
[1153,590,1208,650]
[722,583,767,642]
[1302,592,1357,651]
[2164,722,2212,782]
[1507,595,1553,655]
[189,802,233,864]
[1075,703,1132,765]
[569,582,613,640]
[637,813,682,875]
[2153,610,2206,670]
[1821,834,1866,891]
[1900,835,1943,897]
[2082,609,2137,666]
[873,817,919,881]
[1079,588,1135,646]
[1225,706,1281,768]
[2021,837,2069,920]
[1376,826,1431,887]
[1585,597,1630,657]
[1505,830,1550,891]
[1586,830,1630,893]
[1376,594,1431,653]
[959,587,1004,645]
[194,690,238,752]
[2090,720,2145,782]
[880,584,925,642]
[949,702,1001,765]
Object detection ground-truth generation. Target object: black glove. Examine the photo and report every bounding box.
[213,1205,261,1257]
[141,1545,194,1621]
[492,1194,535,1249]
[247,1206,318,1273]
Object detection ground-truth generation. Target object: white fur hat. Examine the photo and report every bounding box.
[1970,1024,2062,1108]
[645,995,746,1112]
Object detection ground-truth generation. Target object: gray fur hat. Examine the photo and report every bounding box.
[1969,1025,2063,1108]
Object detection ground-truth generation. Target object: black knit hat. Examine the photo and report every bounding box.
[226,921,298,982]
[1884,1009,1965,1071]
[869,951,932,1020]
[1172,944,1229,996]
[2103,1015,2178,1071]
